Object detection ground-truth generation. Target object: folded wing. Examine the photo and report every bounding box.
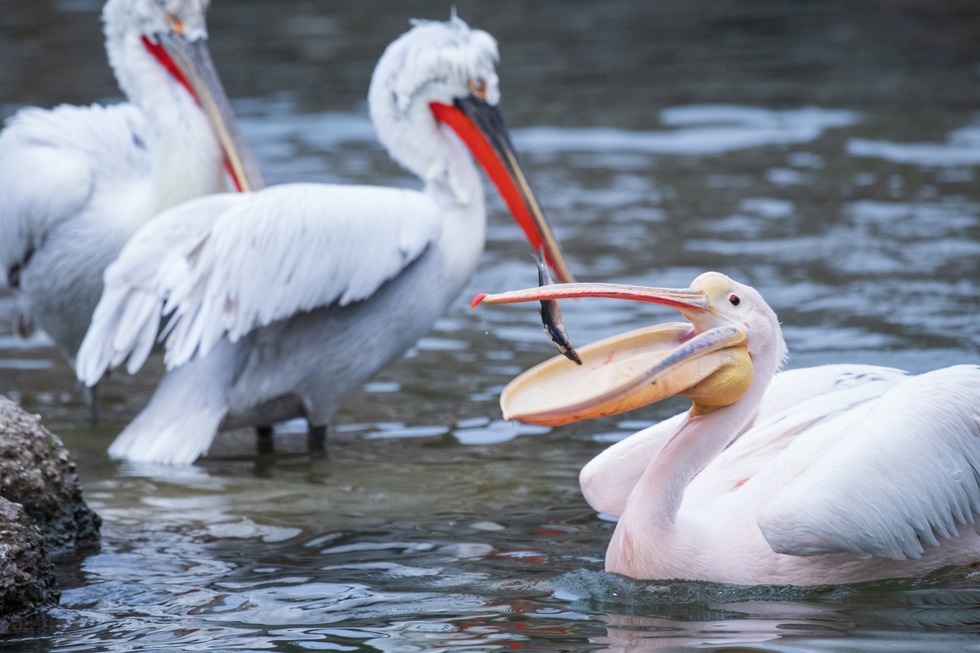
[758,365,980,560]
[76,182,442,384]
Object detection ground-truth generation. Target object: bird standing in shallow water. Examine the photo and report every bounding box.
[76,17,574,466]
[475,273,980,585]
[0,0,261,417]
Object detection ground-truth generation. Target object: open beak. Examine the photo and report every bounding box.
[473,281,752,425]
[146,33,264,193]
[430,97,573,283]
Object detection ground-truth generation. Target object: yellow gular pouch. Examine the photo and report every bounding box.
[687,344,753,417]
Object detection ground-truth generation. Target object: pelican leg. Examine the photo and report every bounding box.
[81,382,100,426]
[256,425,275,455]
[308,424,327,458]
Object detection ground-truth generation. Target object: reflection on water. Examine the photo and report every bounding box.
[2,0,980,650]
[849,122,980,167]
[518,106,859,156]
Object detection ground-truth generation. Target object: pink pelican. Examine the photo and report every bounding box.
[0,0,261,415]
[474,272,980,585]
[75,17,574,465]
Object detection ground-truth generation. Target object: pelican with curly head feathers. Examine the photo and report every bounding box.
[75,17,573,465]
[474,273,980,585]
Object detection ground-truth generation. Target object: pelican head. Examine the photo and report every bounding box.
[369,16,573,283]
[102,0,261,191]
[474,272,787,425]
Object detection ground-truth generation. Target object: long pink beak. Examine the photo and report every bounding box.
[473,281,753,425]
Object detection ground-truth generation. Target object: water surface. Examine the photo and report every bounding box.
[2,1,979,650]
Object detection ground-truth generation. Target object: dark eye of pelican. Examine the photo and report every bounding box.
[467,77,487,99]
[729,294,741,306]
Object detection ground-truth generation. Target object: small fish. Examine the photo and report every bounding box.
[536,251,582,365]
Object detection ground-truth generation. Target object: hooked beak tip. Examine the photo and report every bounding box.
[470,293,488,310]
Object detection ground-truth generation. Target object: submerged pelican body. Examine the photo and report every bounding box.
[475,273,980,585]
[76,17,573,465]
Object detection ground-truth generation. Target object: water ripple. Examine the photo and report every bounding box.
[517,105,859,156]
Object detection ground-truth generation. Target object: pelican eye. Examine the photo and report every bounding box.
[728,294,741,306]
[467,77,487,99]
[166,11,185,34]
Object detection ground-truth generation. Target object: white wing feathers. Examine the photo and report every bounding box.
[685,367,907,509]
[76,192,233,383]
[76,183,442,385]
[0,103,144,285]
[759,365,980,560]
[581,365,909,519]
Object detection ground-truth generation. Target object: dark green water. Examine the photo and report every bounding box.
[2,1,979,650]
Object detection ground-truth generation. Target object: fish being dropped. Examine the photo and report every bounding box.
[535,251,581,365]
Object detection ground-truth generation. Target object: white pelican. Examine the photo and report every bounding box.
[0,0,260,408]
[75,17,574,466]
[474,273,980,585]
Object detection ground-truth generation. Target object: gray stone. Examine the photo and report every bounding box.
[0,396,101,558]
[0,497,59,633]
[0,396,101,630]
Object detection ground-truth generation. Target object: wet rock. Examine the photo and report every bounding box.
[0,396,101,629]
[0,396,101,558]
[0,499,59,632]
